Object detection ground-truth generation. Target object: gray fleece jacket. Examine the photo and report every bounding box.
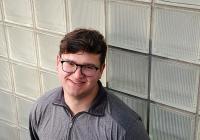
[29,82,150,140]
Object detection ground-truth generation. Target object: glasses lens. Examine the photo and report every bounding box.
[61,60,99,76]
[62,61,75,73]
[82,65,98,76]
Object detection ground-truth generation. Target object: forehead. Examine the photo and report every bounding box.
[61,52,101,64]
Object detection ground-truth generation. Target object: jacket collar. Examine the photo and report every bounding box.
[52,81,107,116]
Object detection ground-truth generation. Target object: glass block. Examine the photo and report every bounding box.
[0,24,8,57]
[0,121,19,140]
[149,103,195,140]
[20,128,30,140]
[0,91,17,124]
[17,98,33,128]
[134,0,152,2]
[34,0,66,33]
[37,33,61,71]
[6,26,37,65]
[41,71,60,93]
[155,0,200,9]
[152,7,200,64]
[107,1,150,53]
[0,8,2,21]
[3,0,32,26]
[150,57,199,112]
[0,59,12,91]
[69,0,105,35]
[107,47,149,99]
[198,118,200,140]
[13,64,40,99]
[108,89,148,128]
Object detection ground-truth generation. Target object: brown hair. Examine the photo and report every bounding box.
[59,28,107,65]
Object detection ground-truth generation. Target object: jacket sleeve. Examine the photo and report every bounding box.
[29,105,40,140]
[126,119,150,140]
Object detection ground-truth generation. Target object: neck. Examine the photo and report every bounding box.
[64,84,99,116]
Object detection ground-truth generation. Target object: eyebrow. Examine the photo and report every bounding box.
[61,59,99,67]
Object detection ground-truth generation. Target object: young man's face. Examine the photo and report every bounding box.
[56,52,105,98]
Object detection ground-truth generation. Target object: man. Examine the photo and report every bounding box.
[29,28,150,140]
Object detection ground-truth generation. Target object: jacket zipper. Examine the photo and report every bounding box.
[67,112,85,140]
[68,119,73,140]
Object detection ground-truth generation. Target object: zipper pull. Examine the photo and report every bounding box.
[69,121,73,129]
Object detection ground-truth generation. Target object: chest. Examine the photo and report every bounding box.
[36,109,123,140]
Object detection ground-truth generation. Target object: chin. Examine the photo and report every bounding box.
[68,90,89,99]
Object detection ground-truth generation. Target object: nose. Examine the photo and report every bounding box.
[73,66,84,78]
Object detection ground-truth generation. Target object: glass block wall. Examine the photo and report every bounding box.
[0,0,200,140]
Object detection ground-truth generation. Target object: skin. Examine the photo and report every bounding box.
[56,52,105,116]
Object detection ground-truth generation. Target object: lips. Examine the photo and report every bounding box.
[68,79,86,86]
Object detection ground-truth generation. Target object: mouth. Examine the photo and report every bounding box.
[68,79,86,86]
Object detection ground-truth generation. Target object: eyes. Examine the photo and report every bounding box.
[60,60,99,76]
[67,61,75,66]
[61,60,98,70]
[84,65,97,70]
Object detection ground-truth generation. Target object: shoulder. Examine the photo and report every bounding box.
[107,92,141,124]
[106,91,149,139]
[29,87,62,122]
[32,87,62,110]
[36,87,62,105]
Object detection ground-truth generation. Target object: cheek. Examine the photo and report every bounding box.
[57,72,64,84]
[87,75,101,83]
[57,68,67,82]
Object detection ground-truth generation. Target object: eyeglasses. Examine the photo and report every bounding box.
[60,60,100,76]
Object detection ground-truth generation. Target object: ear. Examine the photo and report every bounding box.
[99,63,105,78]
[56,55,60,71]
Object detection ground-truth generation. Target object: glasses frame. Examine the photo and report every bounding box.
[60,60,100,76]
